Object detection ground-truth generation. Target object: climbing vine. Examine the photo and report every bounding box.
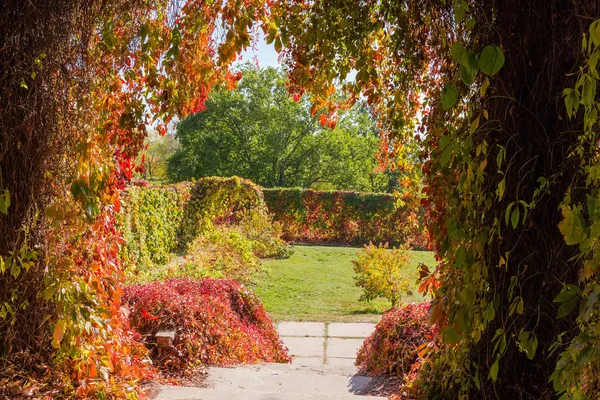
[3,0,599,398]
[270,0,600,398]
[1,0,271,397]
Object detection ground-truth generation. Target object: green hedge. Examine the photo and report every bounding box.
[262,188,427,248]
[118,177,265,272]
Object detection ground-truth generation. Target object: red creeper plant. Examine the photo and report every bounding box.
[124,278,291,376]
[1,0,273,397]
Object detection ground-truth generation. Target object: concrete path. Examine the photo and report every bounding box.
[154,322,382,400]
[277,322,376,369]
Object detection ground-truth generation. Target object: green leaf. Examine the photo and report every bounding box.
[479,45,505,76]
[518,330,538,360]
[442,84,459,110]
[459,52,479,86]
[581,75,597,106]
[439,135,452,151]
[558,205,587,245]
[444,326,460,345]
[511,206,520,229]
[490,359,499,381]
[451,42,467,63]
[583,285,600,321]
[460,65,474,86]
[563,88,580,119]
[449,227,467,241]
[102,21,116,50]
[456,245,467,266]
[42,283,58,301]
[454,0,468,23]
[553,285,581,303]
[557,297,577,319]
[484,303,496,322]
[505,202,514,226]
[0,189,10,215]
[590,20,600,47]
[440,143,454,167]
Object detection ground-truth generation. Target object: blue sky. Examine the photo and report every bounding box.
[236,35,280,68]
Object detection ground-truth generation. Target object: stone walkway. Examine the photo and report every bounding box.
[277,322,376,369]
[154,321,383,399]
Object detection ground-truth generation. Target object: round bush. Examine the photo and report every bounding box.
[356,302,437,377]
[124,278,291,376]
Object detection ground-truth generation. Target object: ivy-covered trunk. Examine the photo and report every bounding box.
[0,0,71,358]
[425,1,598,398]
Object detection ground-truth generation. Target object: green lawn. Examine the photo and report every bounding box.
[252,244,436,323]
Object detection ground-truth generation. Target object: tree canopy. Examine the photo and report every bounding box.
[168,65,398,192]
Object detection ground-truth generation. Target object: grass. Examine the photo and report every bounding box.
[252,244,436,323]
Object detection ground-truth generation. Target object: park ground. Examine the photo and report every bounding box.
[253,244,436,323]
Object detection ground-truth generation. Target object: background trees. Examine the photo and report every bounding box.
[138,130,179,182]
[167,65,398,192]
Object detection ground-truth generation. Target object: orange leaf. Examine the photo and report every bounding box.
[88,360,97,378]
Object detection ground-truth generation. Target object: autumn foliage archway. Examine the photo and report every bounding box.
[2,0,600,398]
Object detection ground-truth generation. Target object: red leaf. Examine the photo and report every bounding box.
[141,309,159,321]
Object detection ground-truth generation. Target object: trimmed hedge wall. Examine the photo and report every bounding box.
[118,177,265,271]
[262,188,427,248]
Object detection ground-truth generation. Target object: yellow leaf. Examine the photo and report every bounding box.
[480,77,490,97]
[496,178,506,199]
[558,205,587,245]
[479,159,487,172]
[470,116,480,134]
[483,109,489,120]
[52,319,66,348]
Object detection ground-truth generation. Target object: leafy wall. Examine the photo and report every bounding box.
[262,188,427,248]
[119,177,265,272]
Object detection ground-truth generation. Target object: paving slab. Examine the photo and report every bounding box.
[326,357,357,368]
[326,338,364,359]
[156,387,385,399]
[278,322,325,337]
[291,356,323,367]
[281,336,324,358]
[205,364,375,395]
[327,323,376,338]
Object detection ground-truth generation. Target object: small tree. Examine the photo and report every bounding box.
[353,243,412,307]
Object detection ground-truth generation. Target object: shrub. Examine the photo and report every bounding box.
[128,225,262,285]
[184,226,262,284]
[124,278,291,376]
[263,188,428,248]
[356,302,438,397]
[353,243,412,307]
[236,208,294,259]
[119,184,187,271]
[119,177,291,282]
[178,176,265,247]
